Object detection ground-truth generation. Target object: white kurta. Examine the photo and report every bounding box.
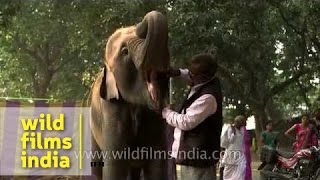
[221,126,246,180]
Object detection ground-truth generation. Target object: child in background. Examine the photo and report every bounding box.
[258,121,278,170]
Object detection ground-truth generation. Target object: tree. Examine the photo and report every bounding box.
[0,0,169,100]
[167,0,320,139]
[1,0,319,140]
[1,1,94,98]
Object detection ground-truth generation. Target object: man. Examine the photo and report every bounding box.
[221,115,252,180]
[258,121,278,170]
[219,123,230,180]
[162,54,222,180]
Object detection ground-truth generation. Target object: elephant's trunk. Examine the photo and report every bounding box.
[134,11,169,109]
[134,11,169,70]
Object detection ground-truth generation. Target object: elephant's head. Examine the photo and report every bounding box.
[100,11,169,110]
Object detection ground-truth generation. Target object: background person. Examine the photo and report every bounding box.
[285,114,318,152]
[261,121,278,149]
[219,122,230,180]
[219,122,231,180]
[221,115,252,180]
[242,119,252,180]
[312,108,320,145]
[258,121,279,170]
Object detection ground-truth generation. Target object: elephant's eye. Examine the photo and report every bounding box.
[120,46,129,56]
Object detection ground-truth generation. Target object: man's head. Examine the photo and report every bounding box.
[189,54,218,85]
[234,115,247,128]
[266,121,273,131]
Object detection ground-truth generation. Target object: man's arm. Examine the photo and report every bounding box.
[162,94,217,131]
[167,67,192,85]
[178,68,192,85]
[226,125,236,143]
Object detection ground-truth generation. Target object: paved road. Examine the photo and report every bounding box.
[253,168,261,180]
[216,161,262,179]
[177,161,262,179]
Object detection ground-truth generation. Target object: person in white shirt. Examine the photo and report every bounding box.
[162,54,222,180]
[221,115,252,180]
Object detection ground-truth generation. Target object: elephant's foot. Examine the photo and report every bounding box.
[128,167,142,180]
[91,135,102,180]
[142,160,167,180]
[103,161,129,180]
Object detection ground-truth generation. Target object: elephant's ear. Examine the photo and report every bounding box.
[100,67,119,100]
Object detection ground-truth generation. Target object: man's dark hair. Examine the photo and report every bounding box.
[190,54,218,77]
[266,121,273,126]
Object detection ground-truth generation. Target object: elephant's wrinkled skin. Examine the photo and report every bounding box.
[90,11,170,180]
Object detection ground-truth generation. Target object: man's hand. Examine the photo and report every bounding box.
[166,103,175,110]
[169,67,181,77]
[164,67,180,77]
[161,103,175,120]
[231,125,236,135]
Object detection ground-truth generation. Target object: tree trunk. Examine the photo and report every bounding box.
[32,66,53,98]
[265,99,284,123]
[34,81,49,98]
[252,105,268,148]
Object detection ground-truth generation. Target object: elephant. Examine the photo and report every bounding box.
[90,11,171,180]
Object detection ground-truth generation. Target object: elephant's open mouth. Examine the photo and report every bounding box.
[145,69,159,102]
[144,69,165,108]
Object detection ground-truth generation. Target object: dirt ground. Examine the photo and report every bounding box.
[1,151,263,180]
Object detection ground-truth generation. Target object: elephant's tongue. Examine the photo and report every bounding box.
[147,82,157,102]
[147,70,159,103]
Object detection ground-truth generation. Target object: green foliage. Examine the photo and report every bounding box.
[168,0,319,125]
[0,0,319,129]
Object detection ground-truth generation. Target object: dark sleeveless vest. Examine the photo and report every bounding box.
[175,78,223,167]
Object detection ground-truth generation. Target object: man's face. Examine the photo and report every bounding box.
[189,63,209,85]
[234,120,242,128]
[235,119,246,128]
[266,124,272,131]
[189,62,201,75]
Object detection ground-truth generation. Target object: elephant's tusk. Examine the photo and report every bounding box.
[147,82,158,103]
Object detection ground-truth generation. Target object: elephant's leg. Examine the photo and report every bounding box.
[127,167,142,180]
[103,160,129,180]
[143,160,166,180]
[91,135,102,180]
[166,159,177,180]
